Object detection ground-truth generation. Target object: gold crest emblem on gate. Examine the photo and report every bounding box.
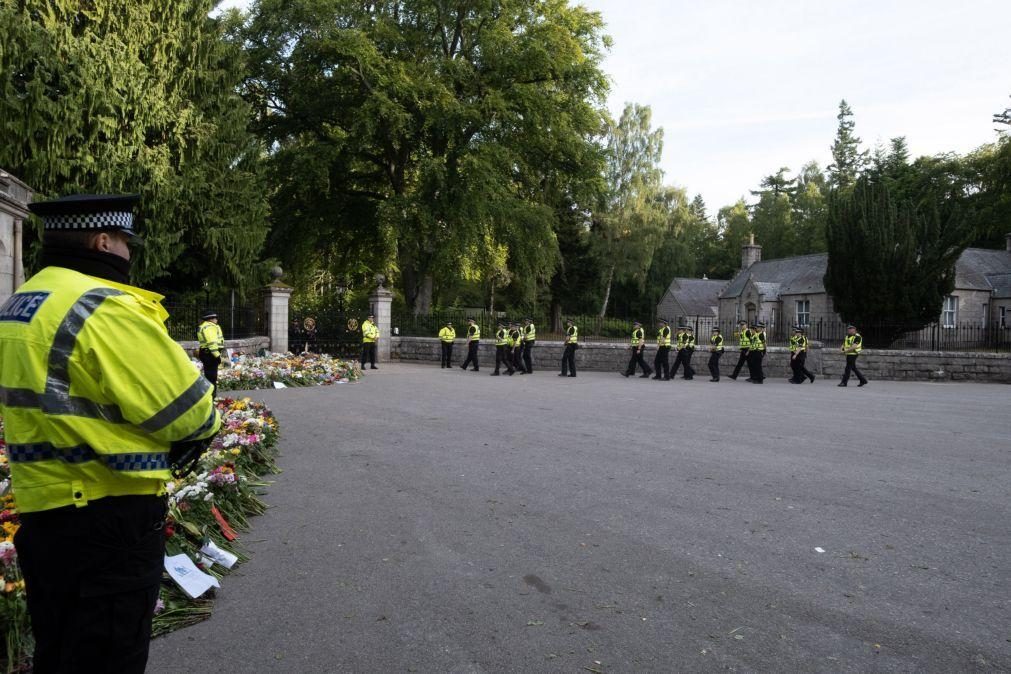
[347,318,359,331]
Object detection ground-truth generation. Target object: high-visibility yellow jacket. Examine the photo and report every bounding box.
[509,329,522,348]
[631,327,644,346]
[710,333,724,351]
[362,319,379,343]
[657,326,671,347]
[198,320,225,356]
[523,323,536,342]
[565,325,578,344]
[0,267,221,513]
[439,326,456,343]
[495,328,509,346]
[738,328,753,349]
[467,325,480,342]
[752,330,767,352]
[790,335,808,353]
[843,333,862,354]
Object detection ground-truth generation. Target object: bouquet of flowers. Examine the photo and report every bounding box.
[208,352,361,391]
[0,398,283,663]
[0,418,30,672]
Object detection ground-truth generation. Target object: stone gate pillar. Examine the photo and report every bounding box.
[369,274,394,363]
[262,266,293,354]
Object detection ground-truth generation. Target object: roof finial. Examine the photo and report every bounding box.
[749,232,755,246]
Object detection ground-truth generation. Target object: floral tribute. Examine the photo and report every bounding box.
[212,352,361,391]
[0,398,281,670]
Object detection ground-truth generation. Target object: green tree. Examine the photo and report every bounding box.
[824,176,976,346]
[0,1,269,292]
[591,103,666,317]
[827,99,867,190]
[241,0,610,314]
[791,161,828,253]
[712,199,752,278]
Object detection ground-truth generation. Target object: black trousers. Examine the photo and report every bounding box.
[495,345,513,374]
[361,342,377,368]
[461,342,480,370]
[682,348,695,379]
[748,350,765,382]
[440,342,454,368]
[626,348,652,376]
[561,344,577,376]
[15,495,167,674]
[670,349,685,378]
[653,346,670,380]
[842,354,867,384]
[199,349,219,397]
[708,351,723,380]
[731,350,749,378]
[522,341,535,373]
[512,348,526,373]
[791,351,814,382]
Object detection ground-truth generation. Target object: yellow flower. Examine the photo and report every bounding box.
[230,448,241,456]
[2,522,18,538]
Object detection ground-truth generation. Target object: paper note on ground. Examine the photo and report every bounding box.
[165,553,220,599]
[273,381,287,389]
[201,540,239,569]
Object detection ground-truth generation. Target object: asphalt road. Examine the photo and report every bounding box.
[149,363,1011,673]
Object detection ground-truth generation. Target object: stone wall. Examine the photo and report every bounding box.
[177,336,271,356]
[391,337,1011,383]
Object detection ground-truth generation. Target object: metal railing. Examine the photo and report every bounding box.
[164,304,262,342]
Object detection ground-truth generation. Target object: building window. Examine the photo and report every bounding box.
[795,299,810,326]
[735,304,740,323]
[941,296,958,328]
[1001,306,1007,329]
[770,307,777,329]
[981,304,988,327]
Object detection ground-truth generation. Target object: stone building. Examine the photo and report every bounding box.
[0,170,31,305]
[655,277,727,328]
[716,234,1011,335]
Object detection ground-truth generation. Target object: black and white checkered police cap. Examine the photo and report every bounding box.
[28,194,141,239]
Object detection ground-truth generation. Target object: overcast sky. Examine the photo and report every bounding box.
[218,0,1009,212]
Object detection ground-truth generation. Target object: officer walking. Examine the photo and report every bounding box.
[197,311,225,396]
[623,321,652,378]
[509,322,526,374]
[492,321,513,376]
[521,317,536,374]
[682,326,697,380]
[560,319,578,377]
[438,320,456,368]
[729,320,752,380]
[748,321,767,383]
[0,194,221,672]
[360,313,379,369]
[652,318,672,380]
[708,326,724,382]
[669,324,687,379]
[838,324,869,387]
[789,326,816,383]
[460,318,481,371]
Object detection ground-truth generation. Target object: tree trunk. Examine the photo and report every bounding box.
[550,300,561,333]
[599,265,615,318]
[414,275,433,315]
[402,262,434,316]
[489,279,496,318]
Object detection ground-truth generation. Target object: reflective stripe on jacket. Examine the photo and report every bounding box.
[631,327,644,346]
[738,328,752,349]
[843,334,862,354]
[565,326,578,344]
[711,334,724,351]
[468,325,480,342]
[198,321,225,355]
[495,328,508,346]
[524,324,536,342]
[362,320,379,343]
[0,266,221,513]
[657,326,671,347]
[752,331,767,351]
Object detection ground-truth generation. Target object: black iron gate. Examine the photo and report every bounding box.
[289,306,362,359]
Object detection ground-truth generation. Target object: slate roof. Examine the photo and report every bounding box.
[661,278,727,317]
[955,248,1011,291]
[719,247,1011,300]
[720,253,828,299]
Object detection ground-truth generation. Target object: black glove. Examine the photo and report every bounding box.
[169,437,215,479]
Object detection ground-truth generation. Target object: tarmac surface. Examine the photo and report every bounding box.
[149,362,1011,673]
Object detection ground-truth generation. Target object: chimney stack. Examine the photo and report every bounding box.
[741,233,762,270]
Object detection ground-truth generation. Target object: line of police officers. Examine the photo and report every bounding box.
[433,315,867,386]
